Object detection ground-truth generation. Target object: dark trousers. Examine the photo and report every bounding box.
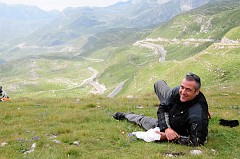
[125,80,171,130]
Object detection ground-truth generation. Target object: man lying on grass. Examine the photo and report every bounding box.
[113,73,209,146]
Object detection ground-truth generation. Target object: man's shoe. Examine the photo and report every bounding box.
[112,112,126,120]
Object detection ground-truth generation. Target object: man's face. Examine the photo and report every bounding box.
[179,78,199,102]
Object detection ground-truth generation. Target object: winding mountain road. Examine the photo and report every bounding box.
[107,81,126,98]
[84,67,106,95]
[134,41,167,62]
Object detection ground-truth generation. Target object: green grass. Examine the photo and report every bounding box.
[0,95,239,159]
[225,26,240,40]
[0,2,240,158]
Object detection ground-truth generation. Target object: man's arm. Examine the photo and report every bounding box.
[157,87,180,140]
[175,118,208,146]
[157,105,170,131]
[177,100,208,146]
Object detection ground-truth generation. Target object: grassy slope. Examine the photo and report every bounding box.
[122,37,240,96]
[117,0,240,97]
[0,57,96,98]
[0,97,239,159]
[148,0,240,39]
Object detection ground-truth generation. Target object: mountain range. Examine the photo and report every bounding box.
[0,0,239,99]
[0,0,210,60]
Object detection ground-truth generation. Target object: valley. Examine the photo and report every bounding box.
[0,0,239,98]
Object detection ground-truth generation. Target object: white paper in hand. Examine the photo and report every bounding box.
[132,127,161,142]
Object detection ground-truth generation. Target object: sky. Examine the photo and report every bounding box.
[0,0,129,11]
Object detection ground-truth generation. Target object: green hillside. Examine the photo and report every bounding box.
[0,1,240,158]
[149,0,240,39]
[99,0,240,98]
[0,0,239,100]
[225,26,240,40]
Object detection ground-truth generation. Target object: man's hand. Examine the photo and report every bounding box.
[155,131,167,141]
[165,128,179,141]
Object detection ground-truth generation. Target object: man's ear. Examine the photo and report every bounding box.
[195,89,200,95]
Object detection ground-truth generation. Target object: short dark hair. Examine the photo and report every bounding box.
[185,72,201,90]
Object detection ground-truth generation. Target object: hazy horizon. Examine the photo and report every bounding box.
[0,0,128,11]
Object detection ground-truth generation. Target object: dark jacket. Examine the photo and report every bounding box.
[157,86,209,146]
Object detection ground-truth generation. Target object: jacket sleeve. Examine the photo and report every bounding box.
[189,104,209,146]
[176,102,208,146]
[157,105,170,131]
[175,114,208,146]
[157,87,179,131]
